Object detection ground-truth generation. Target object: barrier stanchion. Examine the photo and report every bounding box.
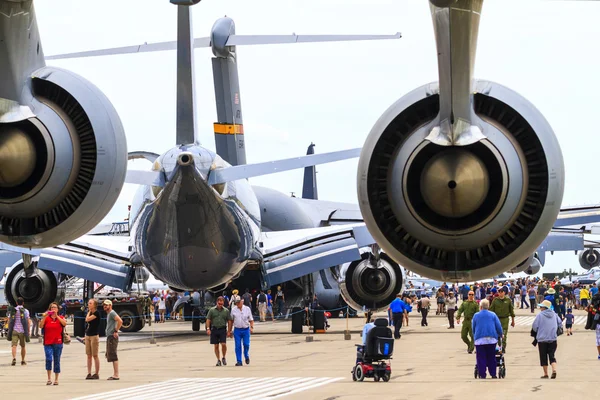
[305,308,313,342]
[344,306,351,340]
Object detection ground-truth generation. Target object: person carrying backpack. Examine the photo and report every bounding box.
[7,297,30,366]
[257,290,268,322]
[242,289,253,314]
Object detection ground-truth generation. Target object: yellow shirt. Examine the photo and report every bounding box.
[580,289,589,299]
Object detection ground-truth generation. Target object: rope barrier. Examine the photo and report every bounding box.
[68,305,352,320]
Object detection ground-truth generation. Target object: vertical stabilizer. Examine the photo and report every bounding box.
[211,17,247,166]
[174,4,199,145]
[302,143,318,200]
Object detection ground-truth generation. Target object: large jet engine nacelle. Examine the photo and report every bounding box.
[579,249,600,270]
[0,67,127,248]
[525,257,542,275]
[4,262,66,313]
[509,255,533,274]
[358,80,564,282]
[338,251,405,312]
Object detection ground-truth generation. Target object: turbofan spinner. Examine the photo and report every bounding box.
[0,67,127,248]
[357,80,564,282]
[337,250,406,312]
[578,249,600,270]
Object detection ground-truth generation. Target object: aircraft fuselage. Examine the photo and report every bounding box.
[129,145,262,290]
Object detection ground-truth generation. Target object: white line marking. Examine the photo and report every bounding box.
[70,377,342,400]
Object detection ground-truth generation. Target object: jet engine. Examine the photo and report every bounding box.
[509,253,542,275]
[579,249,600,270]
[4,262,65,313]
[0,67,127,248]
[357,81,564,282]
[525,256,541,275]
[338,250,406,312]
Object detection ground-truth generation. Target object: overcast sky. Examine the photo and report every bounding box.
[34,0,600,276]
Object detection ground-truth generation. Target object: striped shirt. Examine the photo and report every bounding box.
[12,306,29,333]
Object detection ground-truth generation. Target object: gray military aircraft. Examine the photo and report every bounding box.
[2,0,600,317]
[0,0,405,314]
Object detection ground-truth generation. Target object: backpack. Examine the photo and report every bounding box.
[258,293,267,303]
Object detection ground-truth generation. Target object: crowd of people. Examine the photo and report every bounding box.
[383,276,600,379]
[4,274,600,383]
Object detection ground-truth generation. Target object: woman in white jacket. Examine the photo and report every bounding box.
[532,300,563,379]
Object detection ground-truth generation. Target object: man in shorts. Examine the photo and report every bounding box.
[206,296,233,366]
[103,300,123,380]
[7,297,30,366]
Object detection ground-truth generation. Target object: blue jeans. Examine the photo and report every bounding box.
[234,328,250,363]
[44,344,63,373]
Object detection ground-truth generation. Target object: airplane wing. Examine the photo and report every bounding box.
[554,204,600,228]
[259,223,375,286]
[0,235,135,292]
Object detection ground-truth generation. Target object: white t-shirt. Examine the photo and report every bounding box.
[158,299,166,310]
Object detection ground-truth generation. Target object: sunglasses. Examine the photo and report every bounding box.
[468,293,474,296]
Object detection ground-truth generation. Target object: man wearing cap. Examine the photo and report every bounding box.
[490,288,515,353]
[102,300,123,380]
[456,291,479,353]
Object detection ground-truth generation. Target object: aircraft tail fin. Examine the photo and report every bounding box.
[302,143,318,200]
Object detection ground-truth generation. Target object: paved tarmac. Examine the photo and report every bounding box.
[1,306,598,399]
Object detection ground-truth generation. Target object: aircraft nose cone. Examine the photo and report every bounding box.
[177,152,194,166]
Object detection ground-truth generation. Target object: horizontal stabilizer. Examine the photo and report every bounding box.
[45,37,211,60]
[125,169,165,186]
[208,148,361,185]
[226,33,402,46]
[45,33,400,60]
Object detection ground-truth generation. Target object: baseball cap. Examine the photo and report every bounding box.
[103,299,113,306]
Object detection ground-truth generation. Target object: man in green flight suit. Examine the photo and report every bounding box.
[456,290,479,353]
[489,288,515,353]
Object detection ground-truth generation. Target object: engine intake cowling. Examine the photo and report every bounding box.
[0,67,127,248]
[338,251,405,312]
[525,257,541,275]
[579,249,600,270]
[357,80,564,282]
[4,263,65,313]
